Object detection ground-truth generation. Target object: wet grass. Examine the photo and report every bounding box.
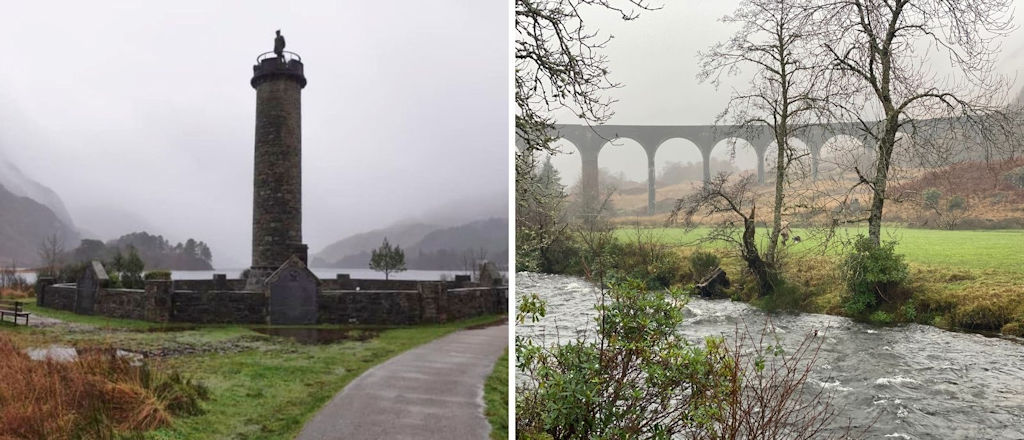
[621,227,1024,335]
[485,349,509,440]
[617,226,1024,273]
[0,306,506,440]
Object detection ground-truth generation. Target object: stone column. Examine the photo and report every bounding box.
[145,280,172,323]
[579,148,600,217]
[35,277,54,307]
[647,154,656,215]
[701,147,712,185]
[249,51,309,287]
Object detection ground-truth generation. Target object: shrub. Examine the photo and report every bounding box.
[1002,322,1024,337]
[946,195,966,212]
[56,261,91,284]
[1004,165,1024,189]
[839,236,908,318]
[688,250,721,282]
[612,239,684,288]
[516,279,856,439]
[869,310,894,325]
[143,270,172,281]
[922,188,941,208]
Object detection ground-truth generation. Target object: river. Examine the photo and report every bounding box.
[516,272,1024,439]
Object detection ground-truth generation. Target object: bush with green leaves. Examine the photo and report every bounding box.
[143,270,172,281]
[840,236,908,318]
[516,278,852,439]
[688,250,721,282]
[517,279,735,439]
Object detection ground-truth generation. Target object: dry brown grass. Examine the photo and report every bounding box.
[0,288,32,299]
[0,336,190,439]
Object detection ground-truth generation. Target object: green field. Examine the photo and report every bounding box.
[616,226,1024,275]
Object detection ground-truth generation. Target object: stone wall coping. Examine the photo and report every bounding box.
[320,290,419,294]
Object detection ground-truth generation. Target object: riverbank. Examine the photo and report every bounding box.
[0,304,504,439]
[612,226,1024,336]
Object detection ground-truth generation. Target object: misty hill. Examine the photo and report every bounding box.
[312,217,508,270]
[313,223,440,266]
[0,159,76,228]
[0,182,79,266]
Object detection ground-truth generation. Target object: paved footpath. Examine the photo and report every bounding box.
[296,323,508,440]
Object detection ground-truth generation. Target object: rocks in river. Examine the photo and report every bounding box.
[696,267,730,299]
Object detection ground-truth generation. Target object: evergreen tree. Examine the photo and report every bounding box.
[369,237,406,281]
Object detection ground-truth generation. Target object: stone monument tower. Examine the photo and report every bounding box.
[248,32,309,287]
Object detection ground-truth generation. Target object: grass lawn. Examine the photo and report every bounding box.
[485,349,509,440]
[0,304,505,440]
[613,226,1024,334]
[616,226,1024,274]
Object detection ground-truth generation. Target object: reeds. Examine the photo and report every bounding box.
[0,336,208,439]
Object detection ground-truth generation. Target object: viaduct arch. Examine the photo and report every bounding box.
[539,123,871,215]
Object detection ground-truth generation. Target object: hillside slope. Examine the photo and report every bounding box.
[0,182,79,266]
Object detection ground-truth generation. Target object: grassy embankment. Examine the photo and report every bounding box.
[484,349,509,440]
[613,226,1024,335]
[0,304,505,440]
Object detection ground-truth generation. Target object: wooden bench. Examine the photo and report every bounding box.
[0,299,30,325]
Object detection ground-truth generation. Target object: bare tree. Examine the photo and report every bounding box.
[37,233,65,278]
[671,173,774,295]
[515,0,657,154]
[515,0,656,261]
[698,0,828,264]
[816,0,1017,244]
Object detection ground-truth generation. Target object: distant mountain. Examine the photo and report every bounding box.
[413,217,509,255]
[0,159,75,228]
[0,182,79,266]
[311,223,440,266]
[312,217,509,270]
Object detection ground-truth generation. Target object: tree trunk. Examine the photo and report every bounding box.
[766,133,787,263]
[741,207,773,296]
[867,122,898,245]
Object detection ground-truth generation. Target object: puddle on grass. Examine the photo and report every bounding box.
[137,325,200,333]
[249,327,381,344]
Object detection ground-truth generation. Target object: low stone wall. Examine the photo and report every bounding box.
[39,283,76,311]
[95,288,147,320]
[37,277,505,326]
[319,290,422,325]
[172,278,247,293]
[171,290,267,324]
[446,287,497,321]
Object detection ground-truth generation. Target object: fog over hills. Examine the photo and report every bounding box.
[0,182,78,266]
[0,159,76,229]
[0,0,508,270]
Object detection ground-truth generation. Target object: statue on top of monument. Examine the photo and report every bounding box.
[274,30,286,59]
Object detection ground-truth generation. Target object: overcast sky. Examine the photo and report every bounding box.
[544,0,1024,185]
[0,1,508,268]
